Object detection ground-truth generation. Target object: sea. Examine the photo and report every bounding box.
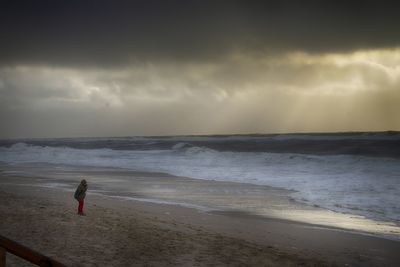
[1,131,400,228]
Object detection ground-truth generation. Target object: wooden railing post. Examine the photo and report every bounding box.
[0,235,66,267]
[0,246,6,267]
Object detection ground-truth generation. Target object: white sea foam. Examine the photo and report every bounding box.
[1,142,400,222]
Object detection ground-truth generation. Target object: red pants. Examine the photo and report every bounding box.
[78,199,84,213]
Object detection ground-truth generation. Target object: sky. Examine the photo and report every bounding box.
[1,0,400,138]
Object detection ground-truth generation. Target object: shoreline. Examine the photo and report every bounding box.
[6,179,400,242]
[1,163,399,241]
[1,174,400,266]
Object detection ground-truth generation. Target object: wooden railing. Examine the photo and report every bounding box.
[0,235,66,267]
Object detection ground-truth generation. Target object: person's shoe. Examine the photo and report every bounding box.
[78,212,86,216]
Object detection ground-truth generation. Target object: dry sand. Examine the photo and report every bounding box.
[0,180,399,266]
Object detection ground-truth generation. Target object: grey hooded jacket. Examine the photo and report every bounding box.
[74,180,87,201]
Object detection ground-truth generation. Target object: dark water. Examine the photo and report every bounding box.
[1,131,400,158]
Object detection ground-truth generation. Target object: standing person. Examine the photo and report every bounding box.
[74,179,88,215]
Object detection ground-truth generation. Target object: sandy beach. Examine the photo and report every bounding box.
[1,181,325,267]
[1,173,400,267]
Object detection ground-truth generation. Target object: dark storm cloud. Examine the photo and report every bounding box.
[1,0,400,138]
[1,0,400,67]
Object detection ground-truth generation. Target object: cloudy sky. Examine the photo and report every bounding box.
[1,0,400,138]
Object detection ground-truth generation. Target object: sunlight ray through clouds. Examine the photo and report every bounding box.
[1,48,400,137]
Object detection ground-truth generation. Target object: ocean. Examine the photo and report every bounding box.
[1,131,400,227]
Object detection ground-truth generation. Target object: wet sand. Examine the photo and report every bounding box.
[1,174,400,266]
[2,163,399,239]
